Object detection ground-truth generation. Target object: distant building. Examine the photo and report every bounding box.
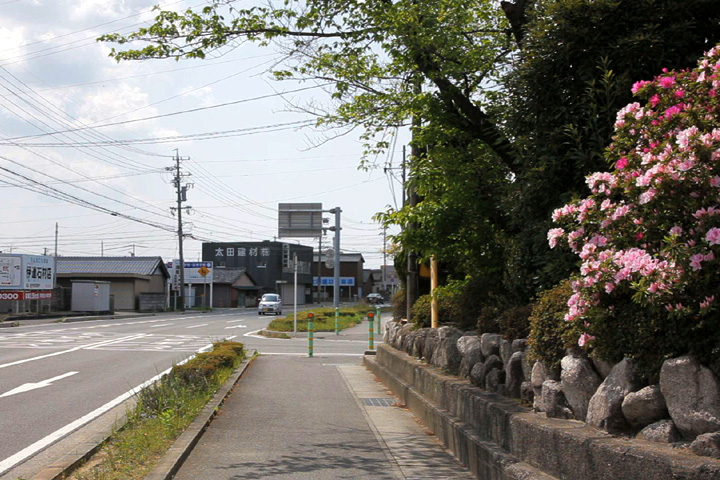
[373,265,400,295]
[202,241,314,305]
[56,256,169,311]
[312,252,365,302]
[211,268,259,308]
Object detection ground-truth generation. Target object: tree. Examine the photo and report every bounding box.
[500,0,720,303]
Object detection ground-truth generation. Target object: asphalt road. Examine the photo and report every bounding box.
[0,307,381,478]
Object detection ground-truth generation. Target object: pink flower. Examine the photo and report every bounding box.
[690,253,705,271]
[631,80,650,93]
[706,227,720,245]
[650,94,661,107]
[659,76,676,88]
[700,295,716,309]
[578,333,596,347]
[674,89,685,98]
[547,228,565,249]
[616,157,628,170]
[669,226,683,236]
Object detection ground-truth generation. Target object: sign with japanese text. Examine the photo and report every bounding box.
[0,254,55,290]
[0,291,53,300]
[312,277,356,286]
[168,261,214,285]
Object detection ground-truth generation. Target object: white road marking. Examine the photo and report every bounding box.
[0,372,79,399]
[0,341,218,476]
[0,335,147,369]
[225,325,247,329]
[149,323,173,328]
[186,324,209,329]
[226,319,247,323]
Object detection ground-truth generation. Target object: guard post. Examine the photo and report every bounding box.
[376,305,381,334]
[368,311,375,350]
[334,306,340,335]
[308,312,315,357]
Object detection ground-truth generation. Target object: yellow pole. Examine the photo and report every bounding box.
[430,256,439,329]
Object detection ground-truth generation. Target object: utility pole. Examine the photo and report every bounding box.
[167,150,192,311]
[328,207,342,308]
[54,222,58,257]
[382,226,387,293]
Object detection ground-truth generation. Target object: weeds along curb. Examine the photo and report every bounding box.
[142,349,258,480]
[30,350,257,480]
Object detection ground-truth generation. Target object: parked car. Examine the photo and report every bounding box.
[366,293,383,305]
[258,293,282,315]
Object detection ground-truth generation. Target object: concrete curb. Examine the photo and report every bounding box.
[61,313,157,323]
[143,350,258,480]
[27,350,256,480]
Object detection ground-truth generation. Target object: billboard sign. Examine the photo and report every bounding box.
[278,203,323,238]
[168,261,214,285]
[0,254,55,290]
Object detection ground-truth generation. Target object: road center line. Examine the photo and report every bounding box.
[186,324,209,329]
[0,335,147,370]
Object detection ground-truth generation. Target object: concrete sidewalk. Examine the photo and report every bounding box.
[172,354,474,480]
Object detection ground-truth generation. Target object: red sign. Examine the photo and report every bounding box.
[0,291,53,301]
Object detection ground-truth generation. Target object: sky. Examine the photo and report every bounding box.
[0,0,407,269]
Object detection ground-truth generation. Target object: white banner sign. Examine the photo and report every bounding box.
[0,255,55,290]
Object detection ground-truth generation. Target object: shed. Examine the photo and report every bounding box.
[211,268,259,308]
[56,257,169,311]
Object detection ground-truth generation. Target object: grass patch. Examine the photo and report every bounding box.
[259,330,291,339]
[66,340,246,480]
[266,306,368,332]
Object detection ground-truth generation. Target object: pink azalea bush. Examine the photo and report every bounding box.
[549,45,720,368]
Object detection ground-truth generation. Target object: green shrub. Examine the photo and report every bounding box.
[498,304,532,340]
[527,280,582,370]
[477,305,501,335]
[411,294,432,327]
[392,288,407,320]
[410,282,473,329]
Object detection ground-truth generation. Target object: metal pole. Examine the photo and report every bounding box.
[317,235,322,304]
[293,252,298,335]
[368,311,375,350]
[332,207,341,309]
[376,305,382,334]
[308,312,314,357]
[54,222,58,257]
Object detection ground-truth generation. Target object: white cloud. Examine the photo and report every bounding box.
[179,85,217,107]
[70,0,129,20]
[0,25,27,63]
[76,82,158,128]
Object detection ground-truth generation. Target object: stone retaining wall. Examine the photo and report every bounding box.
[365,344,720,480]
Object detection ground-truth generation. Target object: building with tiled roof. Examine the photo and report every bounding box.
[56,256,169,311]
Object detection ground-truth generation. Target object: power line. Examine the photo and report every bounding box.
[4,84,329,142]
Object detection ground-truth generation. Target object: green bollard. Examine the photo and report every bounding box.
[368,311,375,350]
[335,306,340,335]
[308,312,314,357]
[376,305,382,335]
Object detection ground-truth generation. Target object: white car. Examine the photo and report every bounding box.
[258,293,282,315]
